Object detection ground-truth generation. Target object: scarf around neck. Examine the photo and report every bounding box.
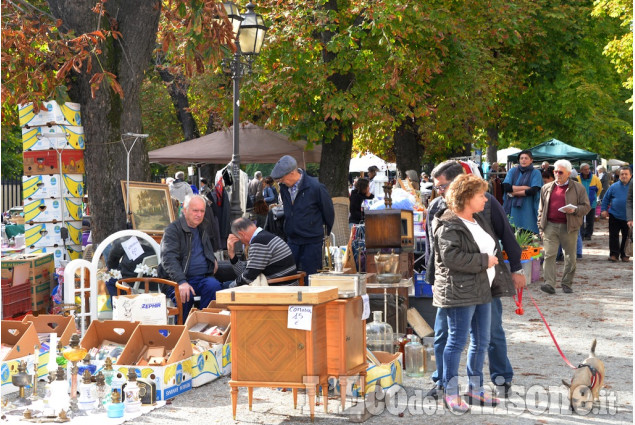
[511,165,535,208]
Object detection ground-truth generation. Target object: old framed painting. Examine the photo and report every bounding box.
[120,181,175,234]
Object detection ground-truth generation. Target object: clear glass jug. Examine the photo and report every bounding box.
[404,334,425,377]
[366,311,394,353]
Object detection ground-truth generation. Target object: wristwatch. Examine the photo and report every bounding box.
[512,270,524,275]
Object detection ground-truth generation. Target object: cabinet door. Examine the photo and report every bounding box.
[234,309,307,382]
[345,298,366,371]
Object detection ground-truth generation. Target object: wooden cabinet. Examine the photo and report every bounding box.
[228,303,331,420]
[325,297,368,408]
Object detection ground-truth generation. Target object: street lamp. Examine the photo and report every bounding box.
[221,1,268,221]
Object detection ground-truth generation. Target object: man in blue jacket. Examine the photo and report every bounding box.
[601,166,632,262]
[271,155,335,276]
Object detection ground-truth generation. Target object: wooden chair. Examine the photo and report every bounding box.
[267,271,306,286]
[115,277,184,325]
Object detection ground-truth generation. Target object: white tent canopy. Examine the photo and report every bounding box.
[496,147,521,164]
[349,152,389,172]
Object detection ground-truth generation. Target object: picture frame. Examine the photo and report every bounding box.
[120,181,175,234]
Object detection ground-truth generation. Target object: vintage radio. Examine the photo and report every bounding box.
[364,209,414,251]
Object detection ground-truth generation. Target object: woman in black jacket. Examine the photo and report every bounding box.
[348,178,374,226]
[432,174,507,412]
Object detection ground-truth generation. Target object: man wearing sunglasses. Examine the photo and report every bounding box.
[538,159,590,294]
[424,160,525,400]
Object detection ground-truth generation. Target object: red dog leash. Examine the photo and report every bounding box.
[515,288,577,369]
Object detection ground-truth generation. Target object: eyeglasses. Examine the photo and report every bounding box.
[554,170,566,175]
[433,182,450,192]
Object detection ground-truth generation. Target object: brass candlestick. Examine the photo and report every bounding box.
[31,345,39,400]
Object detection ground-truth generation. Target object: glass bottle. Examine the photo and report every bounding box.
[123,369,141,413]
[77,353,96,377]
[102,357,115,387]
[404,335,424,377]
[366,311,394,353]
[77,369,97,411]
[333,248,343,272]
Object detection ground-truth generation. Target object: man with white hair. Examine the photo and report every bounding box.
[158,195,221,317]
[538,159,590,294]
[248,171,263,204]
[169,171,194,203]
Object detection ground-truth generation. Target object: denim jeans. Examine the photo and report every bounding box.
[488,297,513,385]
[442,302,492,396]
[162,275,221,319]
[432,299,511,386]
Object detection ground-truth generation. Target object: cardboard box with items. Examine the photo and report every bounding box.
[115,325,193,400]
[23,149,85,175]
[0,321,41,395]
[185,311,231,386]
[80,320,140,372]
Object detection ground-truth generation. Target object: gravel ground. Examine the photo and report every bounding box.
[4,219,633,424]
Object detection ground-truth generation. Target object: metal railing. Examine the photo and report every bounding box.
[1,178,22,213]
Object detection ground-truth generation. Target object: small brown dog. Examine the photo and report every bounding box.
[562,339,605,413]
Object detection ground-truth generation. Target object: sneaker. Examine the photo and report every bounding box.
[444,394,469,413]
[562,285,573,294]
[495,382,512,398]
[425,385,444,400]
[609,256,618,262]
[540,284,555,294]
[465,390,500,407]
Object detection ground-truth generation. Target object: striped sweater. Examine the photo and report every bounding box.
[230,230,297,286]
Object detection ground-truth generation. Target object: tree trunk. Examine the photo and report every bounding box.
[48,0,161,243]
[486,125,499,165]
[318,0,353,197]
[156,67,200,141]
[393,116,423,177]
[320,119,353,197]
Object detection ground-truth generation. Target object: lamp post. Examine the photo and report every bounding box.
[221,1,268,221]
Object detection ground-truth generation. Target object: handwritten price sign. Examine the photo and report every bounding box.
[287,305,313,331]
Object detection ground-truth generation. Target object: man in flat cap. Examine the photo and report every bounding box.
[271,155,335,276]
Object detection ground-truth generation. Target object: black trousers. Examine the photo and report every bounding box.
[581,206,596,238]
[609,213,629,258]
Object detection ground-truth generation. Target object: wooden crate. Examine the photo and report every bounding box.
[216,286,338,305]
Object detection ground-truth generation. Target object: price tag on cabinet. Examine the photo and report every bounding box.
[288,305,313,331]
[361,294,370,320]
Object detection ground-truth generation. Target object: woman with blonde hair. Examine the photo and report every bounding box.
[432,173,510,412]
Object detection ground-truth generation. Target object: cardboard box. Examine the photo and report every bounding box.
[112,293,168,325]
[23,174,85,199]
[25,244,82,267]
[25,221,83,248]
[23,150,85,175]
[116,325,193,400]
[365,351,403,393]
[22,125,85,151]
[0,321,43,395]
[19,101,82,127]
[189,344,223,387]
[80,320,140,372]
[221,335,231,377]
[185,311,231,345]
[1,253,54,288]
[24,197,83,222]
[22,314,77,346]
